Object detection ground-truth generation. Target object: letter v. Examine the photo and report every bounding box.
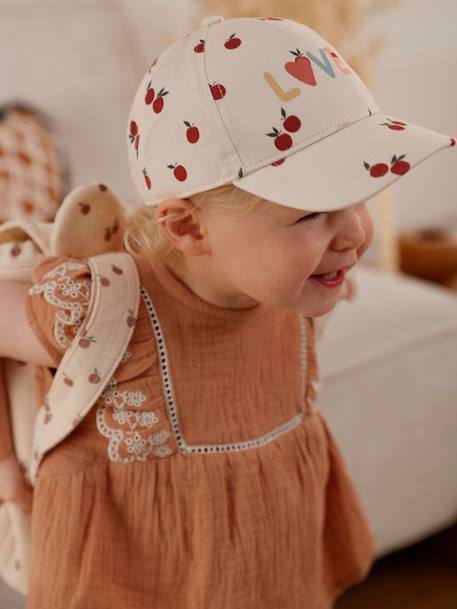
[306,49,336,78]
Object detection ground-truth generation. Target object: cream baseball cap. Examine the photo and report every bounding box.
[126,14,455,211]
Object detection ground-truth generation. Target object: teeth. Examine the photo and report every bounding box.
[321,271,338,280]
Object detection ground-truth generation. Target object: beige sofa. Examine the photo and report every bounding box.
[1,1,456,605]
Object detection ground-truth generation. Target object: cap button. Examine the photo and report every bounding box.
[200,15,224,27]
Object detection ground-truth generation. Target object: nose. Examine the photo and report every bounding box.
[330,204,367,253]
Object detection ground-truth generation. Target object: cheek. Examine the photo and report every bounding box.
[357,212,375,258]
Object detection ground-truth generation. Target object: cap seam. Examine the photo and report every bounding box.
[203,19,246,176]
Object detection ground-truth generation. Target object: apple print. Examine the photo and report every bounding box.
[390,154,410,175]
[112,264,123,275]
[78,202,91,215]
[143,168,151,190]
[89,368,101,384]
[385,117,407,126]
[145,82,155,105]
[152,87,169,113]
[209,82,226,100]
[134,133,140,156]
[63,374,74,386]
[127,308,136,327]
[224,33,241,49]
[281,107,301,132]
[98,275,111,287]
[78,334,96,348]
[10,244,21,257]
[363,161,389,177]
[450,138,456,147]
[184,121,200,143]
[380,117,407,131]
[167,162,188,181]
[266,127,293,151]
[194,39,205,53]
[286,49,316,87]
[130,120,138,136]
[271,158,286,166]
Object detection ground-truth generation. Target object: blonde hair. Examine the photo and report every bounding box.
[123,183,277,266]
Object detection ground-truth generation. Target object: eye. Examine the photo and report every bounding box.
[296,211,324,223]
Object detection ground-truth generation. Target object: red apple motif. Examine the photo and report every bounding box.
[194,39,205,53]
[152,87,169,113]
[184,121,200,143]
[145,82,155,105]
[224,33,241,49]
[112,264,123,274]
[266,127,293,151]
[89,368,101,384]
[127,308,136,327]
[79,335,95,348]
[99,275,111,287]
[167,163,188,182]
[10,244,21,257]
[134,133,140,156]
[130,120,138,136]
[286,49,316,87]
[281,107,301,132]
[390,154,410,175]
[78,202,91,215]
[271,158,286,166]
[363,161,389,177]
[450,138,456,147]
[63,374,74,387]
[385,117,407,126]
[143,168,151,190]
[209,82,226,100]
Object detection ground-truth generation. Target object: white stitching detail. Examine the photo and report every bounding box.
[141,285,309,454]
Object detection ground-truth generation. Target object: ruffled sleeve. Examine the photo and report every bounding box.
[24,255,92,368]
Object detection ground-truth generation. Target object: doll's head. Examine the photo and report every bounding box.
[124,182,373,317]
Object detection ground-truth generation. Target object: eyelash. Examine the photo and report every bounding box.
[297,212,324,223]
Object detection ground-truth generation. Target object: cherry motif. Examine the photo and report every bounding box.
[194,39,205,53]
[380,117,408,131]
[271,158,286,166]
[280,107,301,132]
[143,168,151,190]
[79,334,96,348]
[209,82,226,100]
[224,33,241,49]
[184,121,200,143]
[144,83,155,105]
[450,138,456,147]
[152,87,169,113]
[112,264,123,274]
[266,126,293,151]
[10,243,21,257]
[167,162,188,182]
[99,275,111,287]
[63,374,74,386]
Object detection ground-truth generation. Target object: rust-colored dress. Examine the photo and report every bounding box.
[24,252,374,609]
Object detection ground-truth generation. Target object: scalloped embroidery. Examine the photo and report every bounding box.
[27,260,91,349]
[96,375,172,462]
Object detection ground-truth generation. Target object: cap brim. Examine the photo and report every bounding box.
[232,110,455,212]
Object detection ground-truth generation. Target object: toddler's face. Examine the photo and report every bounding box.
[201,200,373,316]
[156,196,373,317]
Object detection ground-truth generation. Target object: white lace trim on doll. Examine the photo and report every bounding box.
[96,374,172,462]
[27,260,91,349]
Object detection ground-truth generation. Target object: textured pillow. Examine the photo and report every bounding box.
[0,101,70,223]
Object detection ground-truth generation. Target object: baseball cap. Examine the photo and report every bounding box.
[126,14,455,212]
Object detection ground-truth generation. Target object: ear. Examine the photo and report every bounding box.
[155,198,210,256]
